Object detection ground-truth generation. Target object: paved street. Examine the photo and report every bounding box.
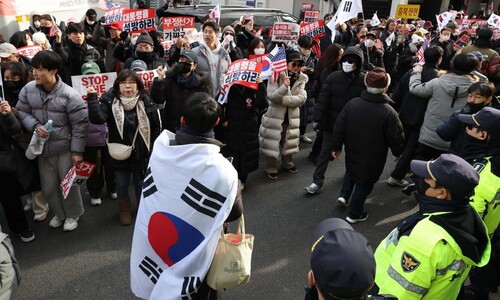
[8,133,499,300]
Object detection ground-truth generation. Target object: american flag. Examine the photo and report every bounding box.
[267,46,287,82]
[416,47,425,63]
[99,0,119,10]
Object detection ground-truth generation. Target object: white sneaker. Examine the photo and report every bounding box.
[337,197,347,206]
[33,211,48,222]
[91,198,102,206]
[63,217,79,232]
[300,135,313,144]
[305,183,321,194]
[49,215,64,228]
[110,192,118,200]
[387,176,409,187]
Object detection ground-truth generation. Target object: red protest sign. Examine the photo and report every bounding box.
[103,7,124,24]
[304,10,320,23]
[224,59,263,90]
[17,45,42,59]
[60,166,77,199]
[162,16,195,41]
[73,162,97,186]
[122,8,156,33]
[300,20,326,40]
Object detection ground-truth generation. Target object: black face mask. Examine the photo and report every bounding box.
[41,26,50,34]
[136,50,153,62]
[177,62,192,74]
[468,102,487,114]
[415,176,431,196]
[5,80,24,92]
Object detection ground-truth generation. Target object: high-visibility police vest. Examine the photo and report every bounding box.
[375,212,491,300]
[471,157,500,237]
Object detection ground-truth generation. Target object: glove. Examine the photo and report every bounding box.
[312,122,320,132]
[119,31,128,42]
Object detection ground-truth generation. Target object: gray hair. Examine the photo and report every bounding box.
[366,87,386,94]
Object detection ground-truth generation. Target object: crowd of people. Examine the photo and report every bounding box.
[0,2,498,299]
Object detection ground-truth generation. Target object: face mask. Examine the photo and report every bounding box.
[299,47,311,57]
[177,62,192,74]
[131,36,138,45]
[86,18,95,25]
[41,27,50,34]
[254,48,265,55]
[5,80,23,92]
[364,39,375,48]
[415,176,431,196]
[136,50,153,61]
[27,40,34,46]
[34,21,41,29]
[469,102,487,113]
[342,61,355,73]
[441,35,450,42]
[409,43,418,53]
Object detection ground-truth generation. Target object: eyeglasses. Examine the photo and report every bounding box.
[291,62,303,67]
[119,81,137,86]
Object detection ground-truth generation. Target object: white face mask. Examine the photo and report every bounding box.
[440,35,450,42]
[342,62,355,73]
[131,36,138,45]
[364,39,375,48]
[254,48,265,55]
[34,20,41,28]
[409,43,418,53]
[86,18,95,25]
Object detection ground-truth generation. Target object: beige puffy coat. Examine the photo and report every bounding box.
[259,72,308,159]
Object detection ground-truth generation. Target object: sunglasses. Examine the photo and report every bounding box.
[290,62,303,67]
[343,58,356,64]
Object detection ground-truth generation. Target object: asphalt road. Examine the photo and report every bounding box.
[8,132,499,300]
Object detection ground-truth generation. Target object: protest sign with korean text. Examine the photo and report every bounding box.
[60,166,77,200]
[304,10,320,23]
[162,16,196,41]
[17,45,42,59]
[103,7,124,24]
[218,59,263,104]
[73,162,97,186]
[271,22,301,43]
[71,72,117,102]
[136,70,159,90]
[122,8,156,33]
[300,20,325,39]
[395,4,420,19]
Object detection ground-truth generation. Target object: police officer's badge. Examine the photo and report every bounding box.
[401,251,420,272]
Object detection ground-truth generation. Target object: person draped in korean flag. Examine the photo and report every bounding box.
[130,92,242,299]
[259,50,308,180]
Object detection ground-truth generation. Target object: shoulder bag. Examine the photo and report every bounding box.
[107,127,139,161]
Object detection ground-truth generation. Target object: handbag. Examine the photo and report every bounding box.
[206,215,254,290]
[107,127,139,161]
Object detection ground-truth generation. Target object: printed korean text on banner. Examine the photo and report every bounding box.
[73,162,97,186]
[487,13,500,29]
[267,45,288,82]
[302,3,314,10]
[103,7,124,24]
[249,54,272,79]
[17,45,42,59]
[452,34,472,51]
[300,20,326,40]
[71,72,117,102]
[304,10,320,23]
[271,22,301,42]
[161,40,175,51]
[60,166,77,200]
[162,16,196,41]
[395,5,420,19]
[371,11,381,27]
[136,70,159,90]
[218,59,263,105]
[329,0,363,26]
[122,8,156,33]
[130,131,238,299]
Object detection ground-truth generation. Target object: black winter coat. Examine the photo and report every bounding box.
[150,67,213,131]
[314,69,366,132]
[87,91,161,172]
[359,43,384,71]
[380,29,403,73]
[236,29,255,58]
[396,46,417,79]
[218,84,268,181]
[332,91,404,184]
[54,41,105,86]
[430,38,454,71]
[395,63,439,122]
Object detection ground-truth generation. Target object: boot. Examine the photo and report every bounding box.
[117,197,132,225]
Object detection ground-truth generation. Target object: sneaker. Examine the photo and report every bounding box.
[287,166,298,173]
[300,135,313,144]
[33,211,48,222]
[267,173,278,180]
[63,217,79,232]
[91,198,102,206]
[387,176,409,187]
[49,215,64,228]
[402,182,416,196]
[346,211,369,224]
[19,230,35,243]
[110,192,118,200]
[337,197,348,206]
[305,183,321,194]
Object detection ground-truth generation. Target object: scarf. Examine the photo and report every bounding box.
[176,71,198,89]
[112,94,151,151]
[178,124,215,139]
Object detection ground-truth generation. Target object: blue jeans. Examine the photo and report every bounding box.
[115,167,143,199]
[340,172,374,218]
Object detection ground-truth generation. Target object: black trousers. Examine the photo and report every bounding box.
[390,123,420,180]
[0,172,30,234]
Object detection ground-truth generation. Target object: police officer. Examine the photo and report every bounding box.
[374,154,491,299]
[457,107,500,299]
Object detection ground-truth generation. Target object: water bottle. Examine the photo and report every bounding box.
[39,119,53,145]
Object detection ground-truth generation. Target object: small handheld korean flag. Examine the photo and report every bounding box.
[371,12,381,27]
[487,13,500,29]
